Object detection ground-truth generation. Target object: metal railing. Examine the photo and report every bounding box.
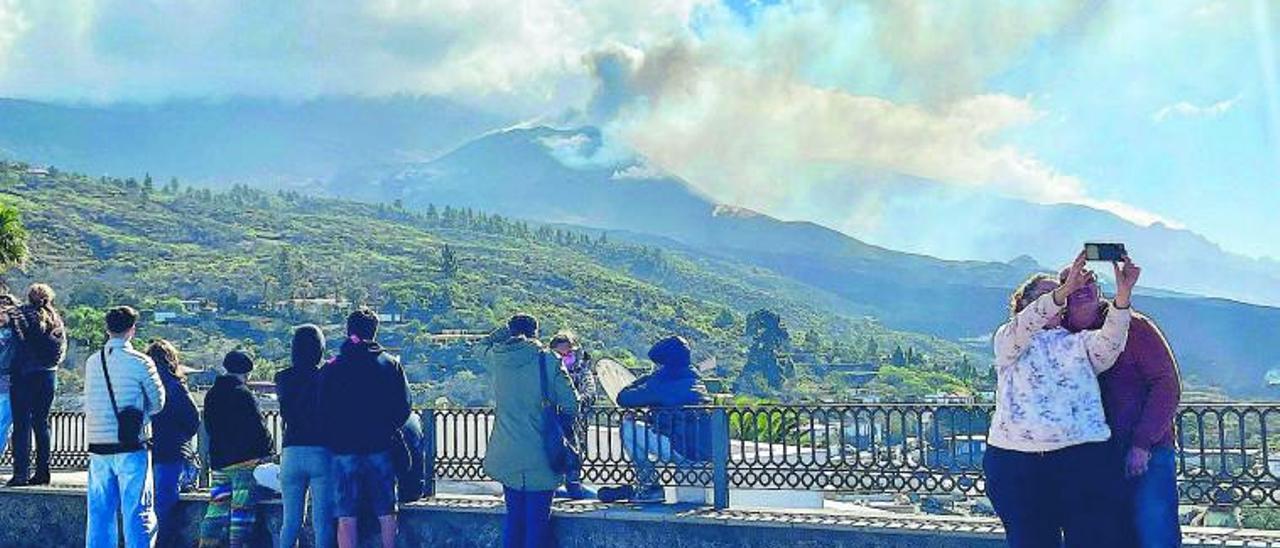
[14,404,1280,509]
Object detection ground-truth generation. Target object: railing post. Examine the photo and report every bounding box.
[711,407,730,509]
[423,408,437,498]
[196,423,212,489]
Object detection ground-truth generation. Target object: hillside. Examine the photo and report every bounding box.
[342,125,1280,398]
[0,162,979,405]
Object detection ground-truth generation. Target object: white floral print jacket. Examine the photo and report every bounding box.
[986,292,1131,452]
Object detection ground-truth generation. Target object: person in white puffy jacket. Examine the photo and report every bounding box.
[984,250,1142,548]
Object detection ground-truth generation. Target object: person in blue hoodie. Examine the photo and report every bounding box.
[597,336,712,503]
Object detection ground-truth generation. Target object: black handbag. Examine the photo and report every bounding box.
[101,347,146,449]
[390,428,412,475]
[538,353,578,475]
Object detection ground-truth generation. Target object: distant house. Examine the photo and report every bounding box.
[24,167,50,177]
[272,297,349,315]
[153,311,179,324]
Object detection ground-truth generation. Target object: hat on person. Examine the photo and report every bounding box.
[648,335,692,368]
[223,350,254,375]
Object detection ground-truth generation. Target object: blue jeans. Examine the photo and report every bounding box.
[1125,446,1182,548]
[280,446,335,548]
[87,450,157,548]
[503,487,554,548]
[620,418,690,488]
[983,442,1121,548]
[0,392,13,457]
[153,460,187,547]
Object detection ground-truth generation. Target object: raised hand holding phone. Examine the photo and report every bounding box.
[1113,255,1141,309]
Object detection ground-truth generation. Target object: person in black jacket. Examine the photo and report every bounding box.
[597,336,713,503]
[199,350,273,548]
[4,283,67,486]
[319,308,411,548]
[145,339,200,548]
[275,324,335,548]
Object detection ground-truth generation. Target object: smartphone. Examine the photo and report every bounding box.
[1084,242,1126,262]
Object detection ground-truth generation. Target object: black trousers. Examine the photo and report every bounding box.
[984,441,1124,548]
[10,370,56,478]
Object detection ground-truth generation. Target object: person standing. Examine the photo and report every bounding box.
[275,324,335,548]
[1062,263,1183,547]
[549,332,596,500]
[83,306,166,548]
[319,309,411,548]
[0,294,20,462]
[199,351,274,548]
[6,283,67,486]
[983,251,1140,548]
[479,314,578,548]
[146,339,201,547]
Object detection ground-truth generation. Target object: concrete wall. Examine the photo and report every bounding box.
[0,488,1005,548]
[0,487,1263,548]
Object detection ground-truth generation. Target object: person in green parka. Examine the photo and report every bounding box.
[479,314,578,548]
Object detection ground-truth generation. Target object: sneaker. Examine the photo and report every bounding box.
[5,476,29,488]
[596,485,634,503]
[631,486,665,503]
[565,483,597,501]
[28,471,50,486]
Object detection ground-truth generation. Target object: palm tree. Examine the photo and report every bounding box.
[0,205,29,289]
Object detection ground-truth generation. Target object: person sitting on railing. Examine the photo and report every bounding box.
[597,335,713,504]
[1060,260,1182,548]
[478,313,579,548]
[984,251,1140,548]
[199,350,275,548]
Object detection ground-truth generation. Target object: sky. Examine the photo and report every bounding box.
[0,0,1277,260]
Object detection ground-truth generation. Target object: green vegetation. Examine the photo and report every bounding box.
[0,161,983,406]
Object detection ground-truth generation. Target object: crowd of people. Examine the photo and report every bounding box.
[0,249,1183,548]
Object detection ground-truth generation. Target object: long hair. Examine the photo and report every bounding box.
[1009,274,1057,316]
[25,283,61,331]
[145,338,185,382]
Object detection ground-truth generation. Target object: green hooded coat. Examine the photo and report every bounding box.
[481,330,579,491]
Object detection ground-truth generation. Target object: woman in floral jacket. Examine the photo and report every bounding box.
[984,250,1141,548]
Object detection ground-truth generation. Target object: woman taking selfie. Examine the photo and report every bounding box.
[984,251,1141,548]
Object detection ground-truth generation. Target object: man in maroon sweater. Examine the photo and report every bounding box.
[1062,268,1182,548]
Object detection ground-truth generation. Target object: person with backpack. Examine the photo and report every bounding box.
[275,324,335,548]
[396,412,429,505]
[0,293,20,462]
[318,309,411,548]
[83,306,166,548]
[200,350,274,548]
[145,338,201,547]
[5,283,68,486]
[479,314,578,548]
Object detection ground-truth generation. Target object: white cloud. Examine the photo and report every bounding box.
[1152,95,1242,122]
[0,0,710,111]
[593,38,1176,228]
[0,0,1176,229]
